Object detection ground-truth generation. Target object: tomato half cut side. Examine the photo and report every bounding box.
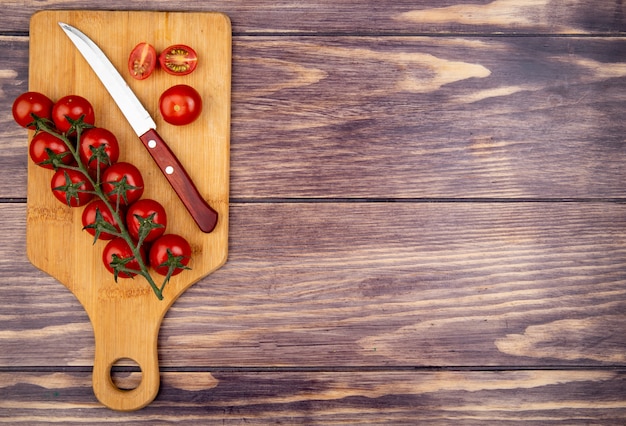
[128,42,157,80]
[159,44,198,76]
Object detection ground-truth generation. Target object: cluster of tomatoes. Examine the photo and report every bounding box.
[13,91,192,284]
[129,43,202,126]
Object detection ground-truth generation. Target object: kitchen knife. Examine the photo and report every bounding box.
[58,22,218,233]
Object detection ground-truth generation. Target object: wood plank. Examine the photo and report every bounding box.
[4,1,626,34]
[1,370,625,423]
[230,35,626,199]
[1,35,30,199]
[4,35,626,199]
[2,202,626,367]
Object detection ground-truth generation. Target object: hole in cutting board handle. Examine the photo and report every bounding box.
[93,342,160,411]
[110,358,142,391]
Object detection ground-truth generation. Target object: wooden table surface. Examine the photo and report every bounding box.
[2,1,626,424]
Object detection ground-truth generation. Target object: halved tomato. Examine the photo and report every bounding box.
[158,44,198,76]
[128,42,157,80]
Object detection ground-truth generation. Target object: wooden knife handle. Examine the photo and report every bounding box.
[139,129,218,233]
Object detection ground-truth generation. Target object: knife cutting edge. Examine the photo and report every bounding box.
[58,22,218,233]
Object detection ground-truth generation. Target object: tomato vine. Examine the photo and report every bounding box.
[29,112,187,300]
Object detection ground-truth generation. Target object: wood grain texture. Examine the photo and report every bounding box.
[1,35,30,199]
[230,35,626,199]
[1,370,626,424]
[3,202,626,368]
[2,0,626,421]
[4,35,626,199]
[4,0,626,34]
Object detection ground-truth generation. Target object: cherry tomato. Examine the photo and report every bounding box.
[79,127,120,171]
[102,162,144,206]
[126,199,167,243]
[149,234,192,276]
[52,95,95,134]
[128,42,157,80]
[158,84,202,126]
[158,44,198,76]
[102,237,145,278]
[12,92,54,129]
[82,199,122,240]
[29,132,74,170]
[50,169,94,207]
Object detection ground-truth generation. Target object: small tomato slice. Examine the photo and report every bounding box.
[12,91,54,129]
[149,234,192,276]
[29,132,73,170]
[52,95,95,134]
[158,84,202,126]
[102,237,145,279]
[128,42,157,80]
[126,198,167,243]
[79,127,120,171]
[50,169,94,207]
[158,44,198,76]
[82,199,122,241]
[102,162,145,207]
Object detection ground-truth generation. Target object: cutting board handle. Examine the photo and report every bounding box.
[91,314,161,411]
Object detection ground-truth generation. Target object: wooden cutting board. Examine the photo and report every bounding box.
[26,10,231,411]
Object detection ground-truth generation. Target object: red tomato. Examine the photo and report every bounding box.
[158,44,198,76]
[52,95,95,134]
[79,127,120,171]
[128,42,157,80]
[102,162,144,206]
[158,84,202,126]
[29,132,74,169]
[149,234,192,276]
[12,91,54,129]
[126,199,167,243]
[50,169,94,207]
[82,199,122,240]
[102,237,145,278]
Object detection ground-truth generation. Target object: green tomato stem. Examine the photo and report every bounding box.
[35,116,164,300]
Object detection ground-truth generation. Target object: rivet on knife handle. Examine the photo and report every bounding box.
[139,129,218,233]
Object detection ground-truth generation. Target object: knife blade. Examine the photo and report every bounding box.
[58,22,218,233]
